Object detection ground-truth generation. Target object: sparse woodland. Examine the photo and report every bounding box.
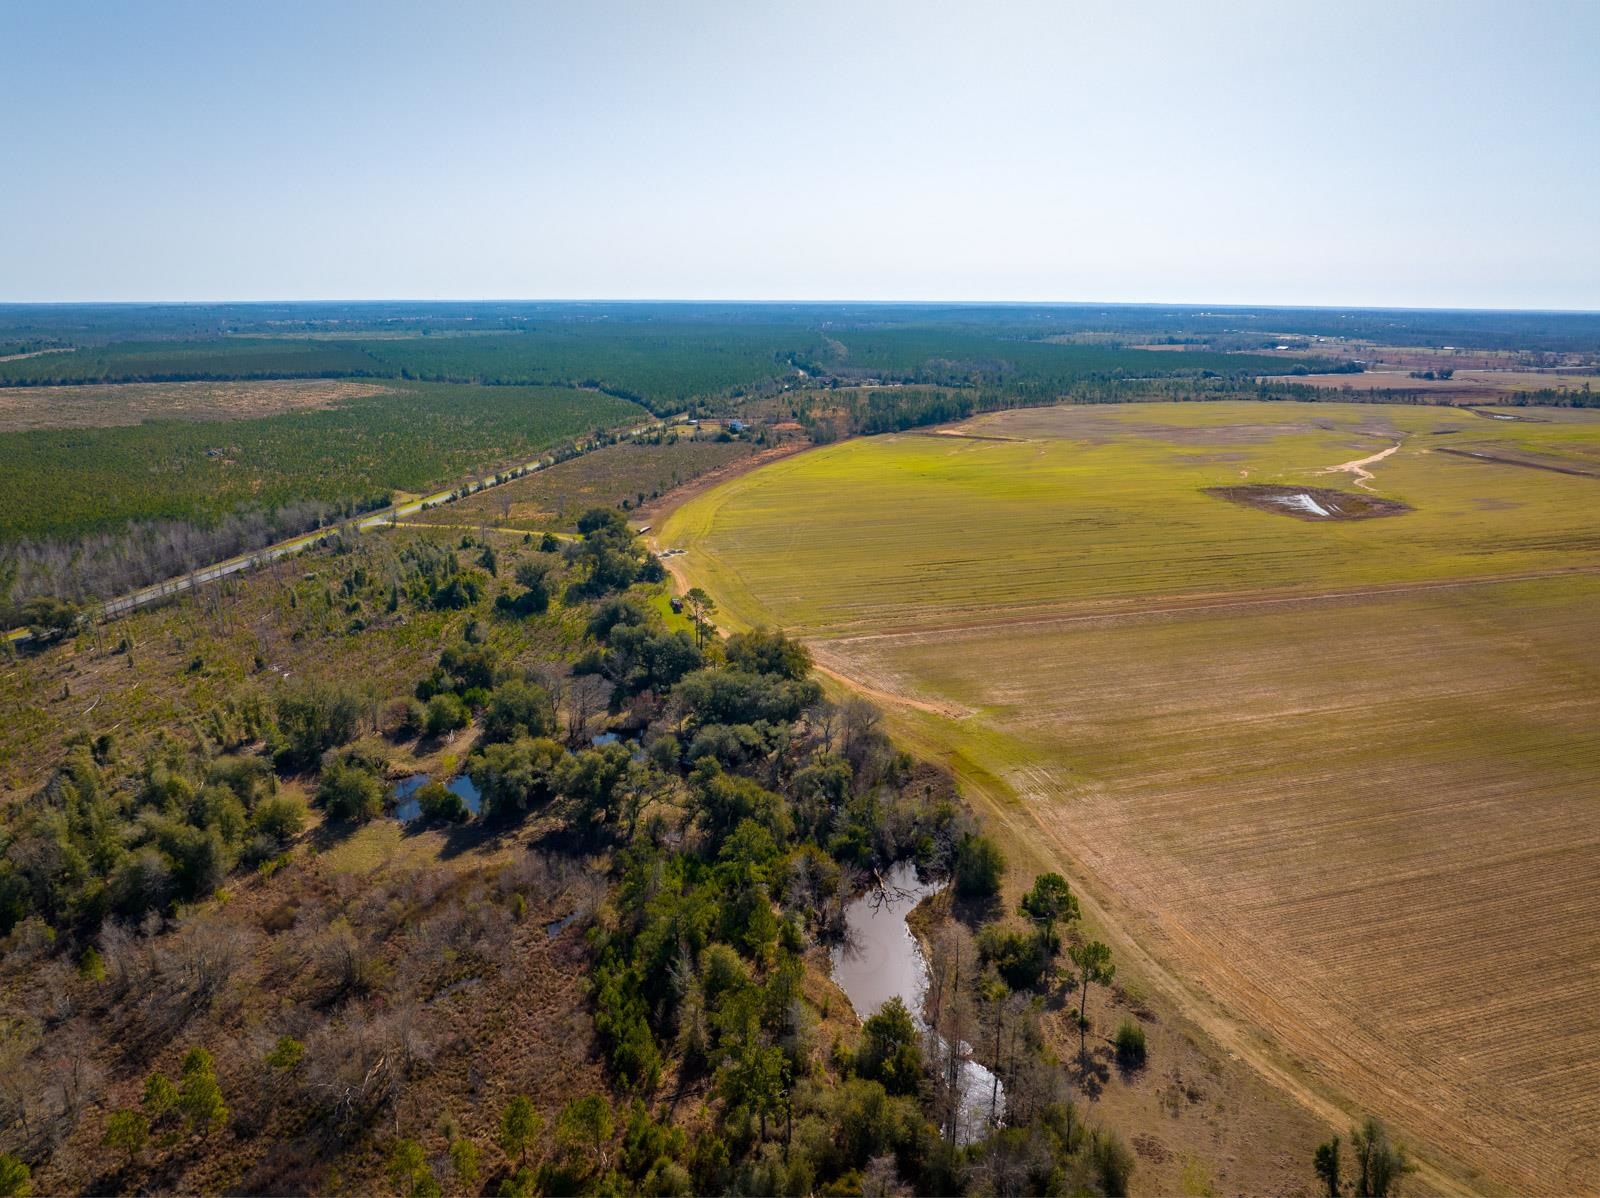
[0,511,1144,1196]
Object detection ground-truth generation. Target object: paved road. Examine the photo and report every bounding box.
[5,417,671,645]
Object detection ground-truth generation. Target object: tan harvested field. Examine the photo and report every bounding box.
[1266,367,1598,399]
[661,401,1600,1195]
[0,378,398,431]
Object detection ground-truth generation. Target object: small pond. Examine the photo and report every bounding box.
[391,772,482,822]
[831,861,1004,1143]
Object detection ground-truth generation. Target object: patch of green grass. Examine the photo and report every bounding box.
[660,401,1600,635]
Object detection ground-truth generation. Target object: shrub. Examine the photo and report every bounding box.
[317,761,384,822]
[395,698,428,738]
[0,1153,29,1197]
[954,834,1005,899]
[976,922,1049,991]
[272,683,363,772]
[1089,1129,1135,1197]
[482,680,555,744]
[108,848,174,920]
[252,793,308,845]
[425,692,469,737]
[416,781,468,823]
[1114,1019,1147,1069]
[855,997,923,1095]
[265,1036,305,1070]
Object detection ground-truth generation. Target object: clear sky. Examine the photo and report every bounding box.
[3,0,1596,308]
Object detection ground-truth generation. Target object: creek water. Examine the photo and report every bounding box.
[830,861,1005,1142]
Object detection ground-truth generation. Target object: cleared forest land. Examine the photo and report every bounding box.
[659,401,1600,1195]
[0,378,400,432]
[401,435,758,533]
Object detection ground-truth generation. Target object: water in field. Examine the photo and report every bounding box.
[831,861,1004,1142]
[1270,492,1333,517]
[391,772,482,821]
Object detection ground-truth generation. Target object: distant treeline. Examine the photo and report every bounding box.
[794,373,1600,443]
[1259,381,1600,408]
[0,330,816,416]
[0,324,1359,422]
[817,329,1312,388]
[5,300,1599,353]
[798,378,1317,440]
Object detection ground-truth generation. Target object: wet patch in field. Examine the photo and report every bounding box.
[1435,447,1599,478]
[1205,484,1411,521]
[1468,408,1543,423]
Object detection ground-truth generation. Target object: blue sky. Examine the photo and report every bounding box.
[3,0,1596,308]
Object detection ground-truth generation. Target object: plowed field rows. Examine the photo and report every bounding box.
[659,402,1600,1194]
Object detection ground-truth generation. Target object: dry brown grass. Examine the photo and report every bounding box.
[406,436,761,533]
[5,819,609,1196]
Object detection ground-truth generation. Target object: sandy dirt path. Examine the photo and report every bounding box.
[1321,441,1401,491]
[809,656,972,719]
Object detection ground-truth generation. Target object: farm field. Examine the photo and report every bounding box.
[1264,367,1598,401]
[658,401,1600,1195]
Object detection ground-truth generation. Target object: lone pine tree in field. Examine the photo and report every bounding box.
[684,587,716,648]
[1019,871,1080,959]
[1069,939,1115,1031]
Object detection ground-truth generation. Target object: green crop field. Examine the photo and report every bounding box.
[660,401,1600,1195]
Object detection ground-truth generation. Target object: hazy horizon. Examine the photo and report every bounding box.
[6,0,1597,309]
[4,298,1600,316]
